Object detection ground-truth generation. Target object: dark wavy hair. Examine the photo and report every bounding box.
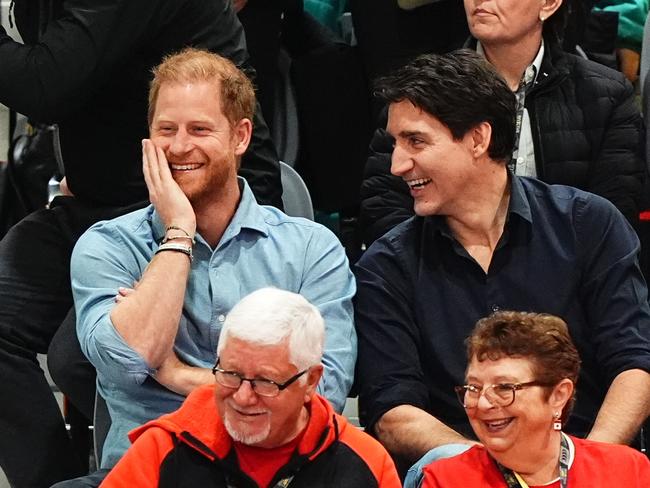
[374,50,516,162]
[466,311,581,424]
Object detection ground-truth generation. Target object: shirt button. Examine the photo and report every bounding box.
[218,314,225,322]
[491,304,500,312]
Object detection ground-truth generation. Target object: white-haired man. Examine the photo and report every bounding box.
[67,48,356,483]
[100,288,400,487]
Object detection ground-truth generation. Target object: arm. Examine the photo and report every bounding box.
[0,0,166,120]
[376,405,474,462]
[588,368,650,444]
[354,237,470,463]
[359,122,414,246]
[587,71,645,225]
[578,196,650,442]
[152,353,214,396]
[300,225,357,413]
[109,140,196,368]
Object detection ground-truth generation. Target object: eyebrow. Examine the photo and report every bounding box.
[396,130,426,138]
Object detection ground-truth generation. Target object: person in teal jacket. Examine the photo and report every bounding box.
[594,0,649,80]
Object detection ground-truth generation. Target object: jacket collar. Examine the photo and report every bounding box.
[464,35,570,90]
[128,385,344,463]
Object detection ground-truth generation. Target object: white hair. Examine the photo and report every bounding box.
[217,288,325,370]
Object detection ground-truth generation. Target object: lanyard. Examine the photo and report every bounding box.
[508,65,537,173]
[495,433,570,488]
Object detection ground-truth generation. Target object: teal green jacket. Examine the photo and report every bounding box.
[594,0,649,51]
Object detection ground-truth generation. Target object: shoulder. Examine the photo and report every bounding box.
[334,415,401,486]
[74,206,155,252]
[571,437,650,477]
[519,177,621,220]
[358,217,422,265]
[258,206,332,235]
[562,53,632,96]
[421,446,495,484]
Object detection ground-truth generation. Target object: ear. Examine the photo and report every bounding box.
[540,0,563,22]
[548,378,574,413]
[303,364,324,402]
[468,121,492,159]
[232,118,253,157]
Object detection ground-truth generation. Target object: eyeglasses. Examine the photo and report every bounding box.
[211,358,309,398]
[454,381,550,409]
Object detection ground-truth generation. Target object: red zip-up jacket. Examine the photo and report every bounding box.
[101,385,401,487]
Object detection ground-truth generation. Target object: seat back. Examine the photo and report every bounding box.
[93,391,111,466]
[280,160,314,220]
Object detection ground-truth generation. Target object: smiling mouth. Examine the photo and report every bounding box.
[169,163,202,171]
[483,418,514,433]
[405,177,432,189]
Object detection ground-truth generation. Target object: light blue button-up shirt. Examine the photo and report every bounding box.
[72,179,356,468]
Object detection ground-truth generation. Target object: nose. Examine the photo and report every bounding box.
[476,389,497,410]
[168,127,193,156]
[390,143,413,177]
[232,380,259,406]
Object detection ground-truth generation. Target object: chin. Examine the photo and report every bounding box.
[224,415,271,446]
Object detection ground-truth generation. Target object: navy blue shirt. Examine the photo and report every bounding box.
[355,176,650,439]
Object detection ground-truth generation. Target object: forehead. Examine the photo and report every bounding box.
[386,100,451,138]
[220,337,293,372]
[467,355,536,381]
[153,80,223,121]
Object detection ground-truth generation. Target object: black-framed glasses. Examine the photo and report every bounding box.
[211,358,309,398]
[454,381,551,409]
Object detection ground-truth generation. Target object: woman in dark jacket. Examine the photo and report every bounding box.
[360,0,645,245]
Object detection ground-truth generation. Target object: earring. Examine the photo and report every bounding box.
[539,15,545,22]
[553,412,562,431]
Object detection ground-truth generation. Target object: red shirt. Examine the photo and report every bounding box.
[422,436,650,488]
[233,430,305,488]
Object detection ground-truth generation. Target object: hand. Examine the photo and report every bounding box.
[154,351,213,396]
[618,48,640,84]
[233,0,248,13]
[153,352,188,395]
[115,280,139,303]
[142,139,196,236]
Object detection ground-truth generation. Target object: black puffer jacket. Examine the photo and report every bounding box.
[0,0,282,208]
[359,40,645,245]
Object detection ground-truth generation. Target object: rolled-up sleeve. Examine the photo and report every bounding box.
[71,223,155,386]
[300,225,357,413]
[354,233,430,431]
[577,196,650,381]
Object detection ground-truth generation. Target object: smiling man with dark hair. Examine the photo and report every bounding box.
[354,50,650,476]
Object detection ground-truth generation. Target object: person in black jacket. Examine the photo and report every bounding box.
[359,0,645,245]
[0,1,281,486]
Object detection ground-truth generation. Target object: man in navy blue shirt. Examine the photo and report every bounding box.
[354,50,650,470]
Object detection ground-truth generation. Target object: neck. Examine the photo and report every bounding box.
[495,431,563,485]
[194,178,241,248]
[446,163,510,252]
[482,33,542,90]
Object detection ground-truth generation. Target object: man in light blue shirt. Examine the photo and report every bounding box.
[71,48,356,470]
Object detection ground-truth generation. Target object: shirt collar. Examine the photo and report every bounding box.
[476,40,545,87]
[152,177,269,245]
[427,172,532,237]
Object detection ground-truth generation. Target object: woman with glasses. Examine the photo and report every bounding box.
[419,311,650,487]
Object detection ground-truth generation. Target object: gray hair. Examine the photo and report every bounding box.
[217,288,325,370]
